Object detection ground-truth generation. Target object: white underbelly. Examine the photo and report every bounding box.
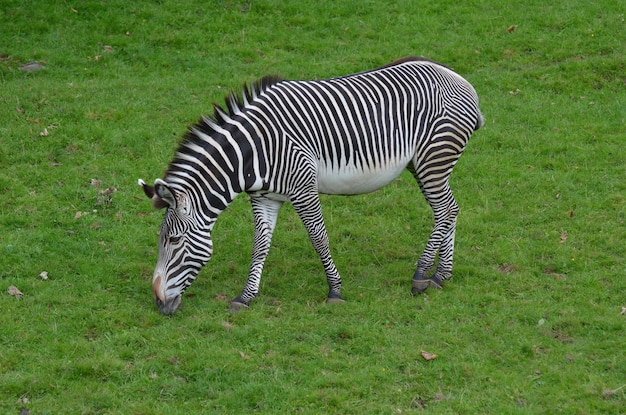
[317,161,408,195]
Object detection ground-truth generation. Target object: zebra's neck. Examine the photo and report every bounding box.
[162,76,284,219]
[164,114,266,218]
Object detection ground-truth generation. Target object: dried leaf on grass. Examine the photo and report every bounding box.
[543,266,566,280]
[420,350,438,361]
[19,62,46,72]
[99,187,117,206]
[498,263,518,275]
[90,179,116,206]
[620,307,626,316]
[547,272,566,280]
[39,271,49,280]
[239,351,250,360]
[602,384,625,399]
[409,396,427,409]
[215,293,229,302]
[8,285,24,298]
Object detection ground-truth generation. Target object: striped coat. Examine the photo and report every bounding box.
[140,57,484,314]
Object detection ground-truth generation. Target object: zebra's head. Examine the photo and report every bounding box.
[139,178,213,315]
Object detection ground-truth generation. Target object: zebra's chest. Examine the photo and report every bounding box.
[316,160,408,195]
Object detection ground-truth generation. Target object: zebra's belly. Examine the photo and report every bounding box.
[317,162,407,195]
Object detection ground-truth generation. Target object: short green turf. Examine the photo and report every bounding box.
[1,0,624,413]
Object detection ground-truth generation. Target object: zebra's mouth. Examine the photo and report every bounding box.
[155,294,182,315]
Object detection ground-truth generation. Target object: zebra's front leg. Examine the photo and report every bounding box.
[230,196,283,312]
[292,194,345,304]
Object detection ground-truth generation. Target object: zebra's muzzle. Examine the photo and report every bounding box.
[153,274,182,314]
[155,294,182,315]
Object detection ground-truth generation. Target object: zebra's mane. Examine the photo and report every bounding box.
[215,75,284,124]
[200,74,284,131]
[165,75,284,178]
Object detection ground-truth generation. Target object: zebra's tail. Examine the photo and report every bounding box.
[474,110,486,131]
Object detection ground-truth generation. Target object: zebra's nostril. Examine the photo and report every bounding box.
[155,295,181,315]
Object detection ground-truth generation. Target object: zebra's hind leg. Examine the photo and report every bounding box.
[411,182,460,295]
[230,196,283,312]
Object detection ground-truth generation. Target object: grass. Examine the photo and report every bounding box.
[1,0,624,413]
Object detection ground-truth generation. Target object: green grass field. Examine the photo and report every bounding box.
[1,0,624,413]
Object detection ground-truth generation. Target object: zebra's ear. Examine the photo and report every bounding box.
[154,179,177,209]
[138,179,155,198]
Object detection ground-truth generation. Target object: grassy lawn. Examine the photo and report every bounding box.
[1,0,624,413]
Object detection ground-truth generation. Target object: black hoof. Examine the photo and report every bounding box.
[411,276,444,295]
[412,279,430,295]
[229,295,250,313]
[429,275,444,289]
[326,291,346,304]
[229,301,249,313]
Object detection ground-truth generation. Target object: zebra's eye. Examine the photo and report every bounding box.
[169,236,182,244]
[179,203,191,216]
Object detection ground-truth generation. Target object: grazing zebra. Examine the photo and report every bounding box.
[139,57,484,314]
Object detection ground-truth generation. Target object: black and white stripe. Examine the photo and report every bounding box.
[140,57,484,314]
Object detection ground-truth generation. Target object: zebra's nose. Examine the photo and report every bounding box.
[152,275,181,314]
[155,294,182,315]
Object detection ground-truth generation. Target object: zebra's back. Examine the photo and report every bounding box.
[242,59,481,195]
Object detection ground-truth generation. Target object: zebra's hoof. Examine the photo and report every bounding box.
[429,275,444,290]
[229,301,249,313]
[412,279,430,295]
[326,292,346,304]
[411,276,444,295]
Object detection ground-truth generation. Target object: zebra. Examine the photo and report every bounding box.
[139,56,484,315]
